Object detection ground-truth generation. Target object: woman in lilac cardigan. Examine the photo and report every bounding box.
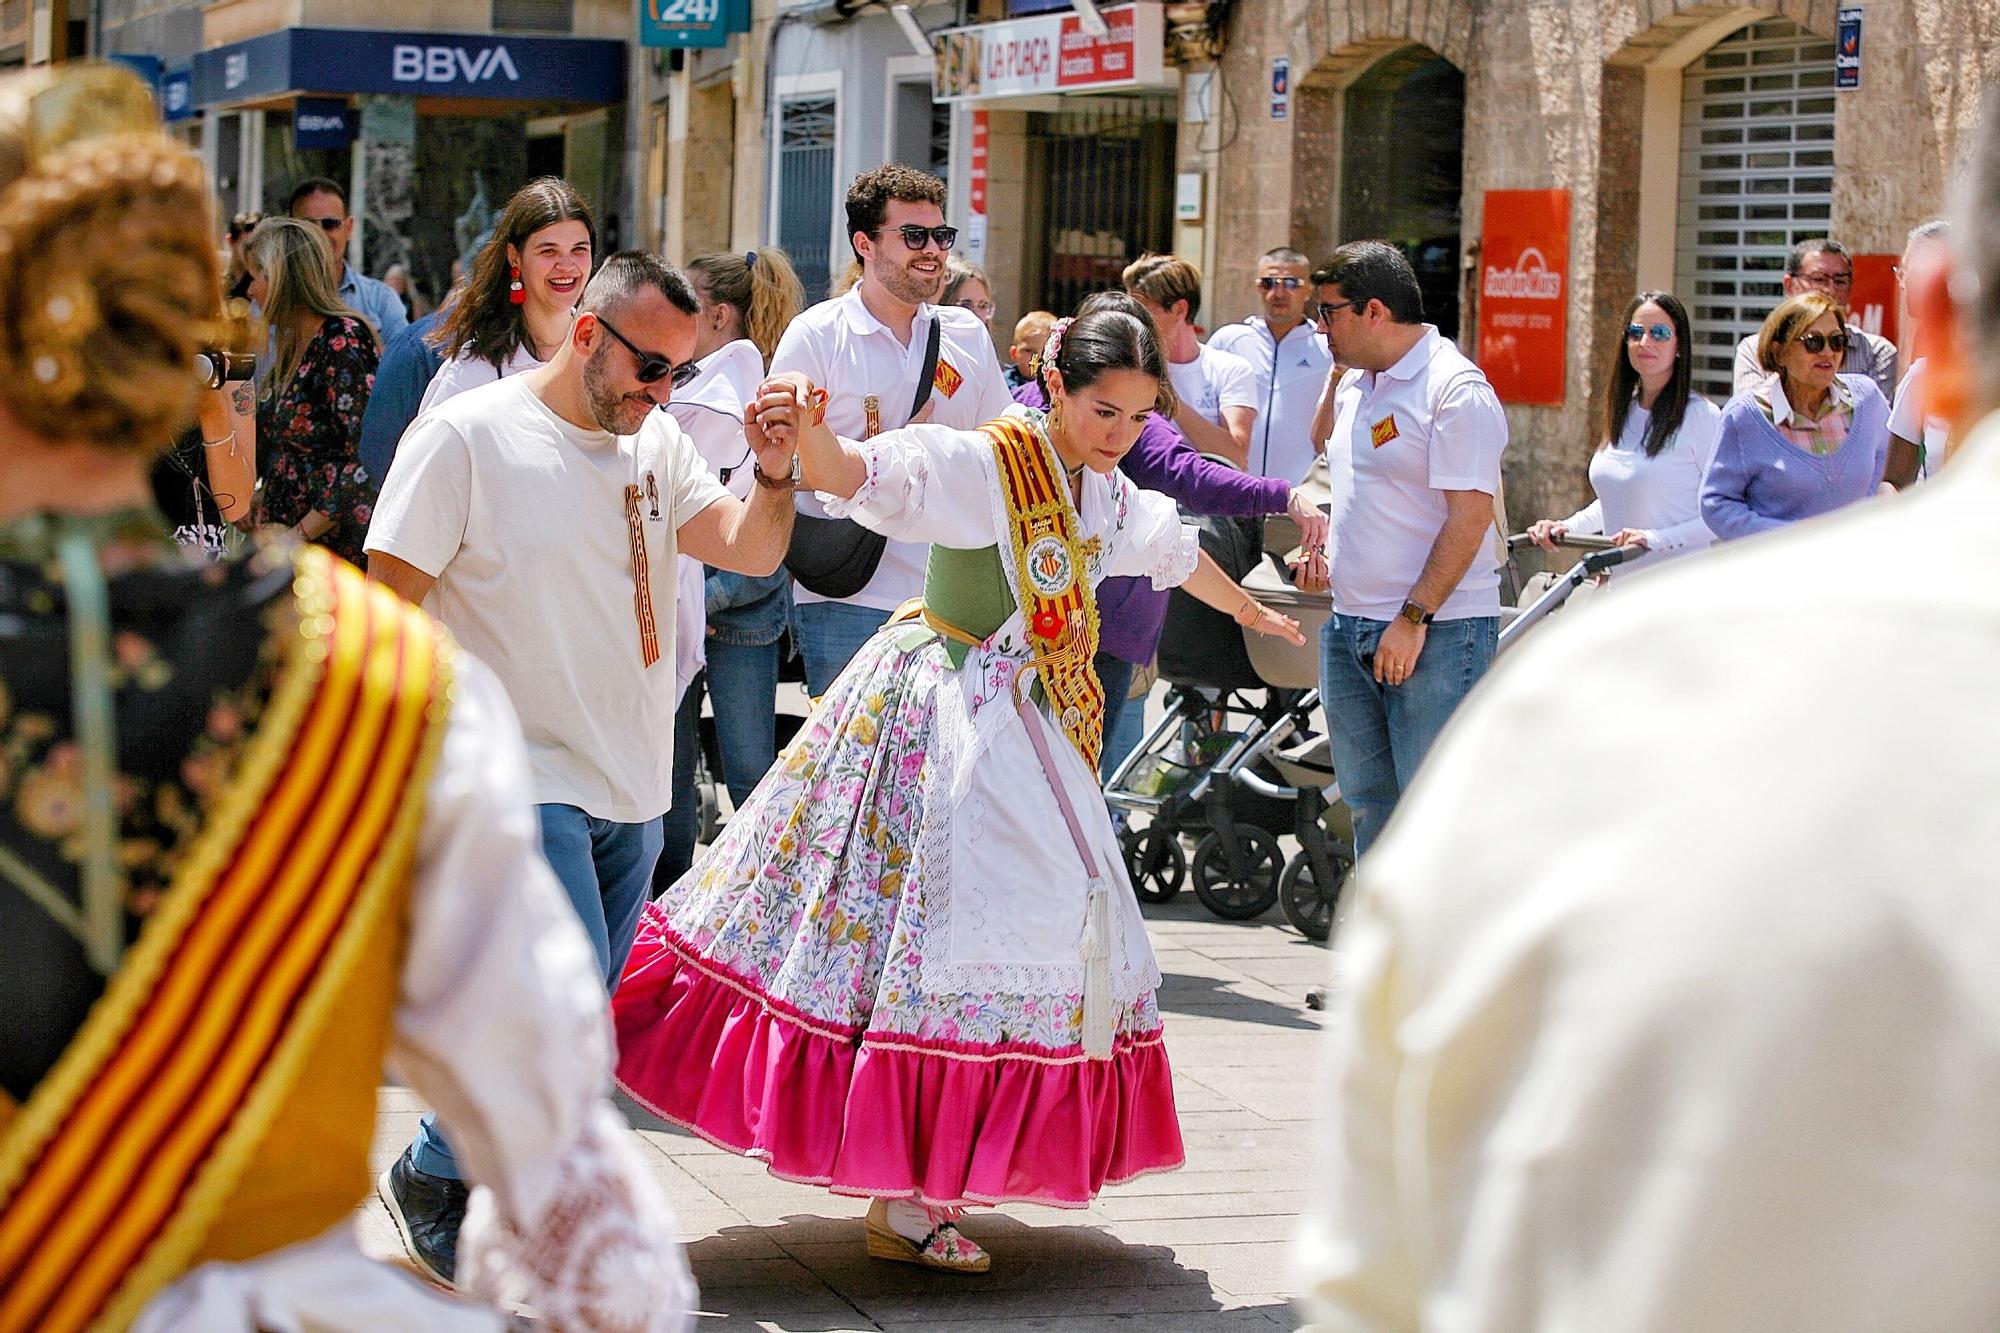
[1018,292,1328,778]
[1703,291,1891,541]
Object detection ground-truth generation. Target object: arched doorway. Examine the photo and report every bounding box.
[1339,48,1466,338]
[1671,17,1836,398]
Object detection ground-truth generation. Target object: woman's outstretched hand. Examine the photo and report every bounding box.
[1236,598,1306,647]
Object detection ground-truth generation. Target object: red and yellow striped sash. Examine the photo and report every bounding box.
[985,414,1104,769]
[0,547,453,1333]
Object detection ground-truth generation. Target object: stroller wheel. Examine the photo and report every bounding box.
[1279,845,1353,942]
[1191,828,1282,921]
[1122,824,1185,904]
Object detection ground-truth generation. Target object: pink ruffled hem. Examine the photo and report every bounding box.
[612,928,1186,1208]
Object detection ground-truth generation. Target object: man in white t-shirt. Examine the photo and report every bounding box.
[1312,241,1508,857]
[1210,246,1334,483]
[771,164,1012,695]
[1888,220,1952,484]
[363,252,798,1284]
[1123,252,1260,469]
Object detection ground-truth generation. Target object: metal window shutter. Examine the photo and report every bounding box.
[1673,18,1837,401]
[778,96,838,303]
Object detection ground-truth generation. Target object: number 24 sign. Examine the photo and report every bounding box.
[641,0,749,48]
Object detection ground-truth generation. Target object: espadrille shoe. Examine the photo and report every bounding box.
[863,1198,992,1273]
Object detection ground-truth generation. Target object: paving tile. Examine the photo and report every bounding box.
[1093,1191,1307,1222]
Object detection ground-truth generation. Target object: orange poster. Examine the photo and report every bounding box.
[1476,189,1571,405]
[1847,253,1902,353]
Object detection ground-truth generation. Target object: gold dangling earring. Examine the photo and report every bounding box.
[1049,398,1065,437]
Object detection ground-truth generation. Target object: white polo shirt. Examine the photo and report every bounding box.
[365,375,730,823]
[1209,316,1333,484]
[1324,325,1509,622]
[1166,343,1259,434]
[770,286,1013,612]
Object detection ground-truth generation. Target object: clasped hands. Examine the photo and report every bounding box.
[742,371,817,480]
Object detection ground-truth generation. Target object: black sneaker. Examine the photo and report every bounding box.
[377,1146,469,1286]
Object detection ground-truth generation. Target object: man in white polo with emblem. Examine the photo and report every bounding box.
[771,163,1012,695]
[1312,239,1508,858]
[1210,245,1333,483]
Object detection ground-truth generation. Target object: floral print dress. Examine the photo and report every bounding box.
[258,315,379,566]
[612,409,1200,1210]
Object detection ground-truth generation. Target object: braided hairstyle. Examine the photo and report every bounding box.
[0,65,221,452]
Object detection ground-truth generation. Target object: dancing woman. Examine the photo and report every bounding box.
[611,309,1304,1271]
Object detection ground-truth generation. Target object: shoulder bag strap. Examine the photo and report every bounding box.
[909,315,943,422]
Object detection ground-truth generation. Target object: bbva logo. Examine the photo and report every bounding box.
[391,44,521,85]
[1482,246,1563,301]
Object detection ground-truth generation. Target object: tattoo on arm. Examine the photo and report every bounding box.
[230,381,254,414]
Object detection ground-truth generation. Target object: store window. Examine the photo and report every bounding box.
[1674,18,1836,400]
[1024,94,1175,318]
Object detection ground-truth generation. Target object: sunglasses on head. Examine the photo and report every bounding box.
[595,314,697,387]
[877,224,959,252]
[1258,276,1305,291]
[1791,330,1850,355]
[1625,322,1674,343]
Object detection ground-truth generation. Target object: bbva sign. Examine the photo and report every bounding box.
[390,44,521,85]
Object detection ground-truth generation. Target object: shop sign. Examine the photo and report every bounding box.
[193,27,627,107]
[161,69,195,122]
[294,97,356,150]
[1475,189,1570,406]
[1835,6,1862,89]
[933,2,1166,104]
[640,0,751,50]
[1847,254,1899,349]
[967,110,990,261]
[1270,56,1289,120]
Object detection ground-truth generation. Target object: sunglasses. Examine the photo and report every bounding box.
[595,314,698,387]
[1258,276,1306,291]
[877,224,959,252]
[1625,322,1674,343]
[1790,331,1850,354]
[304,216,344,232]
[1315,299,1362,323]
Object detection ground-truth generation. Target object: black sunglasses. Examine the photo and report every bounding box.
[877,224,959,252]
[1315,299,1362,323]
[1792,331,1850,355]
[595,314,697,387]
[305,216,344,232]
[1258,276,1306,291]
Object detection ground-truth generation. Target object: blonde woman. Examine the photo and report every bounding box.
[243,216,378,563]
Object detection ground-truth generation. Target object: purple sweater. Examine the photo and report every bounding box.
[1013,382,1292,664]
[1701,375,1890,541]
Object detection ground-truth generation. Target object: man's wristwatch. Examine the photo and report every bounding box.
[1398,599,1435,626]
[754,453,800,491]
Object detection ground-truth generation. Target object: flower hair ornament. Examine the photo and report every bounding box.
[1035,315,1074,378]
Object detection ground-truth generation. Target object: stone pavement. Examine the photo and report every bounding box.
[359,893,1337,1331]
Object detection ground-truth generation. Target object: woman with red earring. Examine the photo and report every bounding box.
[421,177,594,410]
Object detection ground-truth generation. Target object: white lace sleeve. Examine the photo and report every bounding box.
[457,1105,696,1333]
[818,423,1004,546]
[1100,476,1201,590]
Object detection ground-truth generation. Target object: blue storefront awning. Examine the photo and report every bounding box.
[191,27,627,109]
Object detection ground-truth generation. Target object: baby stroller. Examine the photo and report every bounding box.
[1104,505,1337,926]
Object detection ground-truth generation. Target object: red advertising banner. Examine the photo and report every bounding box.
[1846,253,1901,352]
[970,110,989,217]
[1476,189,1571,405]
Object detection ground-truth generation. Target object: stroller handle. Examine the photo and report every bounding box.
[1506,531,1616,551]
[1580,544,1646,575]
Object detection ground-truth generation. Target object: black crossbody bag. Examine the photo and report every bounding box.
[783,318,942,599]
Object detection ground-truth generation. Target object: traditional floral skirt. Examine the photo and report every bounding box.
[612,628,1184,1208]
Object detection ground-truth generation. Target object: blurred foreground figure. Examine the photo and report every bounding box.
[0,65,691,1333]
[1294,98,2000,1333]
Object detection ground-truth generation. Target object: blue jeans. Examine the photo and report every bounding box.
[797,600,893,697]
[1320,614,1497,859]
[1093,652,1149,782]
[410,803,661,1180]
[657,639,783,889]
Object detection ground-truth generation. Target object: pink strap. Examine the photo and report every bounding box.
[1015,690,1100,881]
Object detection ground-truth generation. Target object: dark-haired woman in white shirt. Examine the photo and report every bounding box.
[1528,291,1722,570]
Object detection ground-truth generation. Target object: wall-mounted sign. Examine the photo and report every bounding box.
[1847,253,1899,349]
[1835,6,1862,89]
[161,69,194,121]
[1270,56,1290,120]
[1175,171,1203,221]
[192,27,627,108]
[640,0,751,50]
[1476,188,1570,406]
[293,96,356,150]
[967,110,990,261]
[933,2,1166,104]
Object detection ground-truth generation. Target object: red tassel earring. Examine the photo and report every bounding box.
[509,264,526,305]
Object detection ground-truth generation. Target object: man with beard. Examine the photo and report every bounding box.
[362,252,797,1284]
[772,164,1012,695]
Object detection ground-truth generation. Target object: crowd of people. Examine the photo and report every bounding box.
[6,52,1994,1333]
